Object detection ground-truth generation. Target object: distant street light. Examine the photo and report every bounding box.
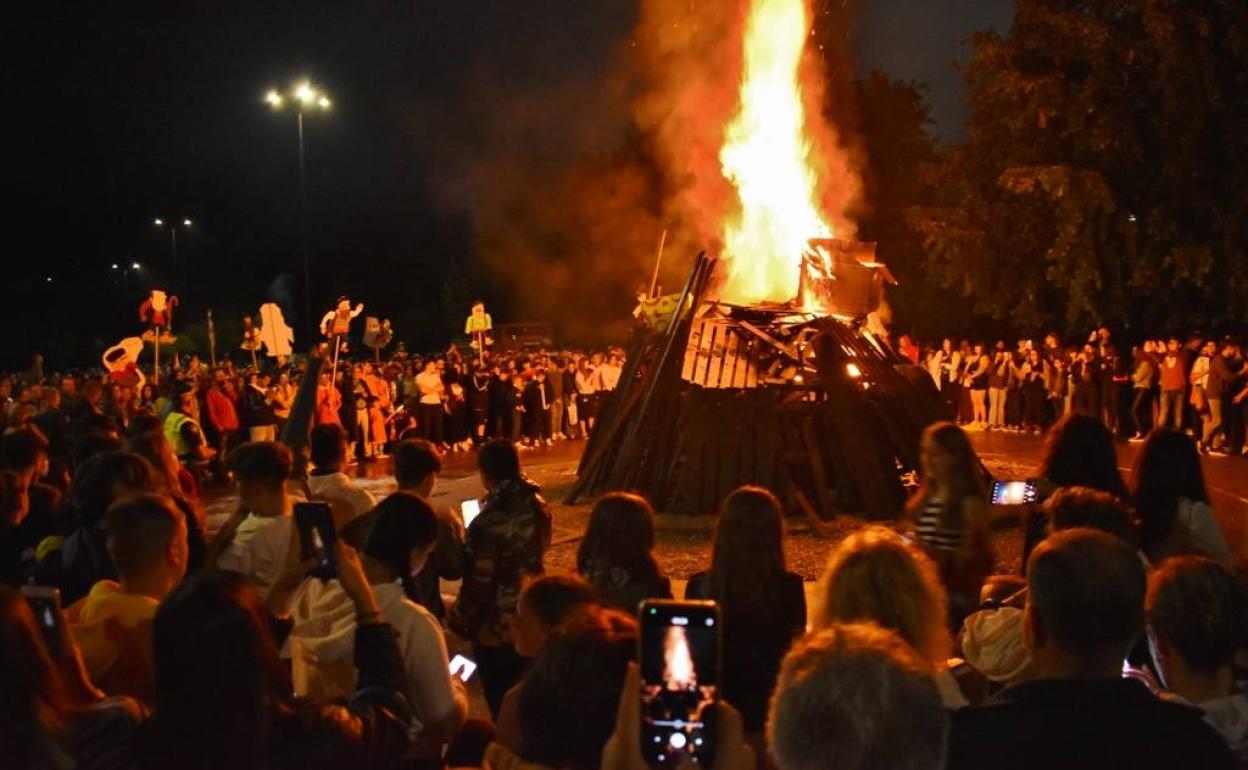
[265,80,332,337]
[112,261,143,296]
[153,217,192,286]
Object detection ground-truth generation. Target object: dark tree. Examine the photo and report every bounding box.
[909,0,1248,336]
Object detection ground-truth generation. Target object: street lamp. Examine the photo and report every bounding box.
[153,217,192,286]
[265,80,332,337]
[111,261,143,297]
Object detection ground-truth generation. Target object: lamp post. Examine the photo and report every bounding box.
[265,82,332,338]
[111,261,143,298]
[153,217,192,287]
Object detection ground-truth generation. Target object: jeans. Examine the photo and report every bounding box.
[1158,389,1184,431]
[1130,388,1153,436]
[1202,398,1225,448]
[988,387,1007,427]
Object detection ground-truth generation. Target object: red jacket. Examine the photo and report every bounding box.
[204,387,240,432]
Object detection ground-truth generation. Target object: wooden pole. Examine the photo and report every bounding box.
[330,336,341,384]
[153,331,161,386]
[207,310,217,368]
[648,229,668,299]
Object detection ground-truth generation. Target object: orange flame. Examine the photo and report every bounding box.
[717,0,834,305]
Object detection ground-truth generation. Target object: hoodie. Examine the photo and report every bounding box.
[289,579,467,753]
[67,580,158,705]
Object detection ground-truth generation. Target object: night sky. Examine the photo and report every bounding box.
[4,0,1010,369]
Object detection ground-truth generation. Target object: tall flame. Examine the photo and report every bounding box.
[717,0,831,305]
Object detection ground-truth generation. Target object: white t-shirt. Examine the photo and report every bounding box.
[216,514,294,599]
[308,472,377,521]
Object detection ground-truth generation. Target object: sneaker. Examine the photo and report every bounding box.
[1128,434,1145,443]
[1209,447,1230,457]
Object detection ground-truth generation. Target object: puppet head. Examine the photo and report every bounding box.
[337,296,351,313]
[150,290,168,313]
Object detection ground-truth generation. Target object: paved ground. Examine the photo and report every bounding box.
[206,432,1248,580]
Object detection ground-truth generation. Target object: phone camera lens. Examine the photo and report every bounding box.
[669,733,688,750]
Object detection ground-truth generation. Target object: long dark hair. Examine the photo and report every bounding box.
[1039,414,1128,499]
[142,571,294,770]
[708,486,789,615]
[905,422,985,531]
[577,493,663,585]
[1132,430,1210,559]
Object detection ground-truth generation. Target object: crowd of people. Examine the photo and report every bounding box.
[1,334,1246,770]
[905,328,1248,455]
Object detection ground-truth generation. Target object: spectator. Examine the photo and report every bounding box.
[496,574,598,751]
[487,606,636,770]
[67,494,187,705]
[1,427,61,574]
[947,529,1234,770]
[1132,430,1232,565]
[307,423,376,525]
[135,555,412,770]
[769,623,949,770]
[813,525,968,707]
[1158,338,1187,431]
[393,438,464,620]
[35,452,159,605]
[211,442,297,599]
[904,422,992,622]
[685,486,806,733]
[1203,338,1240,455]
[239,372,278,443]
[0,584,144,770]
[577,492,672,613]
[1129,343,1158,441]
[1021,412,1130,567]
[203,369,240,464]
[161,386,213,469]
[447,439,551,718]
[415,359,446,447]
[291,492,468,761]
[1,470,31,586]
[1146,556,1248,764]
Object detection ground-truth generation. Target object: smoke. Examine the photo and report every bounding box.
[420,0,862,344]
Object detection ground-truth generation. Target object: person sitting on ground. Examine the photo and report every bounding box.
[1146,556,1248,764]
[962,486,1142,689]
[0,584,144,770]
[447,439,552,718]
[485,605,636,770]
[904,421,992,624]
[125,430,207,574]
[495,574,599,751]
[393,438,465,620]
[307,423,376,526]
[576,492,672,614]
[211,442,298,599]
[1132,430,1232,566]
[947,528,1234,770]
[289,491,468,762]
[67,493,187,706]
[34,451,161,605]
[769,623,950,770]
[813,525,970,708]
[134,552,413,770]
[685,485,806,734]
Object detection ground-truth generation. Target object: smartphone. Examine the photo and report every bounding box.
[449,654,478,682]
[991,480,1039,506]
[294,501,338,579]
[460,499,482,529]
[21,586,66,658]
[639,599,720,767]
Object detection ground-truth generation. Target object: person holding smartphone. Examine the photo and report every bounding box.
[447,439,552,718]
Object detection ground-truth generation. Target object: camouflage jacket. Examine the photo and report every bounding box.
[447,476,551,646]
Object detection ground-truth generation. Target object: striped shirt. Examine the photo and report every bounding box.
[916,499,962,554]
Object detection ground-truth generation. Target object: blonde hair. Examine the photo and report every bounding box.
[812,526,951,665]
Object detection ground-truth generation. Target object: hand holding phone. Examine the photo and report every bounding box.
[639,600,721,767]
[460,499,482,529]
[21,586,67,658]
[294,501,338,579]
[449,654,477,682]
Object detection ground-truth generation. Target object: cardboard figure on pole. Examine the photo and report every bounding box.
[320,297,364,382]
[362,317,393,363]
[240,315,263,370]
[258,302,294,366]
[102,337,146,391]
[464,300,493,365]
[139,289,179,385]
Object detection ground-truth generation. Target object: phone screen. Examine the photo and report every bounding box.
[639,600,720,767]
[991,480,1038,505]
[449,654,478,682]
[294,501,338,579]
[461,499,482,529]
[21,587,65,658]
